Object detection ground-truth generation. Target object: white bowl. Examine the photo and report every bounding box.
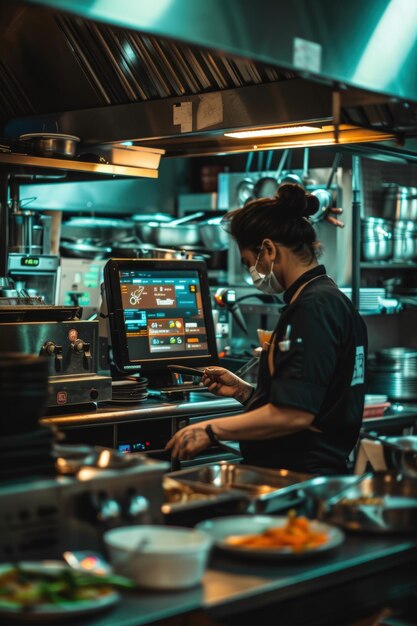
[103,525,212,590]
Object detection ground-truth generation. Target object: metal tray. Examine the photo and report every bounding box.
[162,477,248,526]
[168,462,311,514]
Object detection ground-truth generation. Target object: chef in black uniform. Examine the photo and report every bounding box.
[166,183,367,475]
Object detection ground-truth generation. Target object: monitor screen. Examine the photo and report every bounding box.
[104,259,218,373]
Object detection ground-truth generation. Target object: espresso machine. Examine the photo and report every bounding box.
[6,179,59,304]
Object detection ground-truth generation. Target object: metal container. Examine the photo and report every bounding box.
[168,462,311,514]
[361,217,393,239]
[330,473,417,533]
[303,472,417,533]
[19,133,80,159]
[383,184,417,221]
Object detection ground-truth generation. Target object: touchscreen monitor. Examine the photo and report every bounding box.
[104,259,218,373]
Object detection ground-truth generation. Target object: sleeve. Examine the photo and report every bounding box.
[269,299,341,414]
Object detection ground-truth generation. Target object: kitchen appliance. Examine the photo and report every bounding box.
[0,310,112,408]
[8,253,60,304]
[0,452,168,561]
[58,258,106,319]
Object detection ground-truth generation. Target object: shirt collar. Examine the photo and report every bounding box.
[283,265,327,304]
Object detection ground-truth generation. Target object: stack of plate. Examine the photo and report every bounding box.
[340,287,386,311]
[110,377,149,404]
[368,348,417,400]
[0,426,56,481]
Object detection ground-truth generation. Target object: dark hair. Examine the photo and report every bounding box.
[224,183,322,263]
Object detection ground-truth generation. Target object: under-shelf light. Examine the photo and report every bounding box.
[224,125,322,139]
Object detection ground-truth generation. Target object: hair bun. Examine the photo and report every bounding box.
[276,183,315,219]
[305,193,320,218]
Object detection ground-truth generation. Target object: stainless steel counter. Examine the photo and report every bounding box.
[70,534,417,626]
[41,394,242,428]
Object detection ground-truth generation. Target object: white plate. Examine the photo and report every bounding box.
[196,515,345,560]
[0,562,119,622]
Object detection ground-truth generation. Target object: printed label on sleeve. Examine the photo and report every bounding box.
[351,346,365,386]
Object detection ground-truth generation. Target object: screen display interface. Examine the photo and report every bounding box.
[119,269,210,362]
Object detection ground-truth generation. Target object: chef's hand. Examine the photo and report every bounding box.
[325,207,344,228]
[165,425,211,460]
[202,366,253,404]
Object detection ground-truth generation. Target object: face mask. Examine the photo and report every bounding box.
[249,249,284,294]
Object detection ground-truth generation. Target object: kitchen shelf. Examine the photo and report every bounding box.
[0,152,159,179]
[361,262,417,270]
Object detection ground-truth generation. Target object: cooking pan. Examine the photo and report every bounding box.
[19,133,80,159]
[253,149,289,198]
[135,212,204,247]
[61,217,134,242]
[236,152,255,206]
[60,239,112,259]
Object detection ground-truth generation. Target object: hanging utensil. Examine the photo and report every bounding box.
[301,148,316,187]
[278,149,303,186]
[236,152,255,206]
[309,153,342,223]
[253,149,289,198]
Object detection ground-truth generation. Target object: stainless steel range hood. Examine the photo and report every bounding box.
[1,0,417,162]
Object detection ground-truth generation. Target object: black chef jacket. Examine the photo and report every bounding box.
[240,265,368,475]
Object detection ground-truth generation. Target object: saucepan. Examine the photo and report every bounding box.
[236,152,255,206]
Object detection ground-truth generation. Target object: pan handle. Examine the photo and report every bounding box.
[275,149,289,179]
[326,153,342,190]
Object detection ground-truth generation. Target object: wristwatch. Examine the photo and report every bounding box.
[205,423,219,446]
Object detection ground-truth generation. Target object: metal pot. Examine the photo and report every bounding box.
[383,184,417,221]
[199,216,229,250]
[361,217,393,261]
[393,232,417,261]
[19,133,80,159]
